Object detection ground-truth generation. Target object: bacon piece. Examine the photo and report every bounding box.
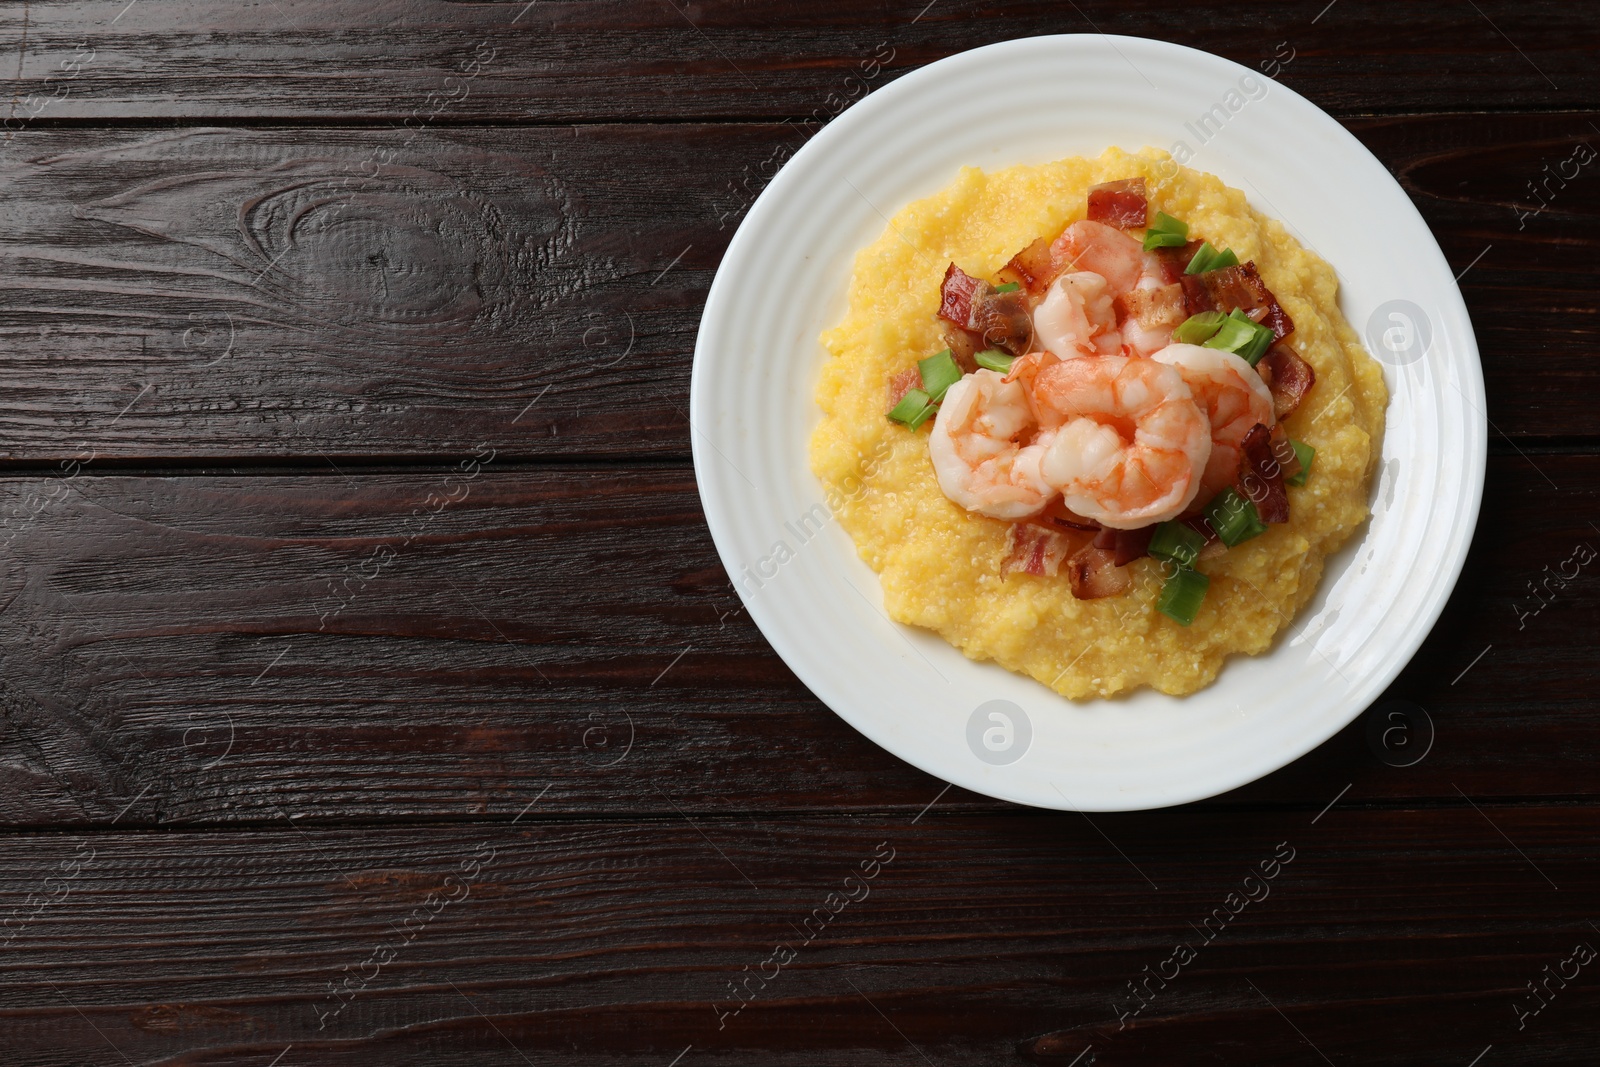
[1093,524,1155,566]
[1268,422,1303,482]
[968,288,1035,355]
[1180,262,1295,341]
[1151,239,1205,284]
[1258,343,1316,418]
[938,263,1034,355]
[1086,178,1148,230]
[1067,544,1133,599]
[939,327,982,374]
[1113,283,1187,331]
[1039,498,1101,532]
[1114,525,1155,566]
[945,329,985,373]
[938,263,982,328]
[887,367,922,410]
[1002,236,1058,294]
[1234,422,1289,524]
[1002,523,1080,578]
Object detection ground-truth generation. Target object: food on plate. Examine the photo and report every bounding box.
[810,148,1386,697]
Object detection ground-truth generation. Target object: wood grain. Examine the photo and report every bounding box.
[0,0,1593,123]
[0,453,1588,827]
[0,115,1596,463]
[0,5,1595,1064]
[0,811,1593,1065]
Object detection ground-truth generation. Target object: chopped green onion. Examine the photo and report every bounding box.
[1154,210,1189,234]
[1204,487,1268,547]
[1173,311,1227,345]
[975,349,1015,373]
[1157,567,1210,626]
[1185,241,1240,275]
[1148,521,1206,569]
[1143,231,1188,250]
[991,281,1021,294]
[1201,308,1274,366]
[1142,211,1190,251]
[918,349,963,402]
[1287,440,1315,487]
[1236,324,1274,365]
[888,388,936,430]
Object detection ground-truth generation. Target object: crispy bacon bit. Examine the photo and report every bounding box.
[1093,524,1155,566]
[941,327,982,374]
[1235,422,1289,524]
[1152,239,1205,284]
[1114,525,1155,566]
[1114,283,1188,330]
[968,287,1035,355]
[1268,422,1303,482]
[938,263,1034,355]
[887,367,922,409]
[1086,178,1149,230]
[1003,523,1080,578]
[1259,343,1316,418]
[938,263,982,328]
[1003,236,1058,294]
[1039,497,1101,532]
[1178,275,1209,313]
[1067,544,1133,599]
[1180,262,1296,341]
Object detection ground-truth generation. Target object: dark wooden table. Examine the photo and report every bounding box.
[0,2,1595,1063]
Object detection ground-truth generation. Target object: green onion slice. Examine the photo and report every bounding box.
[887,388,936,430]
[1157,567,1210,626]
[1286,440,1315,487]
[1142,211,1190,251]
[1201,308,1274,366]
[1185,241,1240,275]
[1236,324,1274,365]
[917,349,963,402]
[1148,521,1206,569]
[991,281,1021,294]
[1172,311,1226,345]
[1143,231,1188,250]
[1204,487,1268,547]
[975,349,1015,373]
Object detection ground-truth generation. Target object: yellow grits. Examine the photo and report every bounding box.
[809,147,1387,698]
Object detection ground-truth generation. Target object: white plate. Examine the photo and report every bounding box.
[690,35,1485,811]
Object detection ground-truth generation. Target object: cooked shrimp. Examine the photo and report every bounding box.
[1032,272,1121,358]
[1152,343,1276,503]
[1119,278,1188,357]
[1048,220,1166,295]
[1030,355,1211,529]
[929,370,1056,520]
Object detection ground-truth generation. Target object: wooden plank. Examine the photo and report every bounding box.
[1344,111,1600,439]
[0,124,717,461]
[0,116,1595,463]
[0,810,1593,1064]
[0,453,1593,827]
[0,0,1594,123]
